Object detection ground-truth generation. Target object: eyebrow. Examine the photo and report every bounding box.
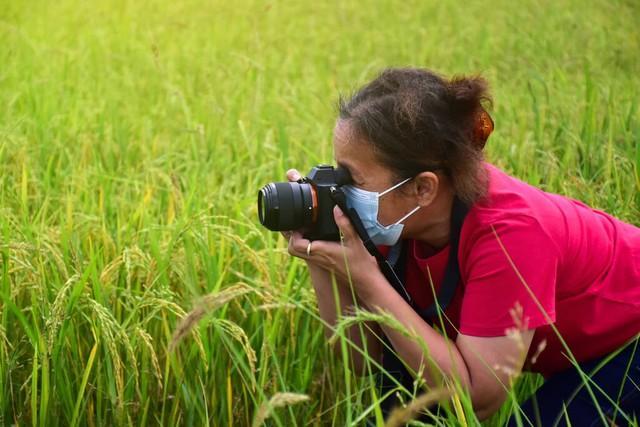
[336,160,363,183]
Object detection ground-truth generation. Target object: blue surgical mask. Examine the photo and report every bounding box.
[342,177,421,246]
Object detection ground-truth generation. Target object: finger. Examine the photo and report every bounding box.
[286,169,301,182]
[333,205,358,243]
[288,231,310,257]
[306,240,342,261]
[288,232,333,265]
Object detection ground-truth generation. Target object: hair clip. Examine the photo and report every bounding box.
[473,109,494,149]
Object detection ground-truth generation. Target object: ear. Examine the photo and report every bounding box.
[413,171,439,207]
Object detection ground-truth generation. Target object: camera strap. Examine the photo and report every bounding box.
[330,187,468,318]
[329,187,413,302]
[382,196,469,318]
[415,196,469,318]
[332,191,470,423]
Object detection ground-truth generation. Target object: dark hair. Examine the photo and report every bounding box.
[338,67,492,205]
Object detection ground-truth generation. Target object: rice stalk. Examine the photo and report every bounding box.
[208,224,271,282]
[100,245,155,288]
[254,302,297,312]
[329,307,419,347]
[81,297,140,410]
[1,242,38,289]
[384,388,453,427]
[251,392,310,427]
[134,326,163,392]
[99,256,124,285]
[45,273,79,348]
[168,283,253,352]
[0,324,9,359]
[132,293,208,364]
[122,246,155,287]
[215,318,257,380]
[85,298,125,409]
[38,233,69,280]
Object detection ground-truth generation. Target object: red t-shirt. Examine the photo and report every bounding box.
[393,163,640,377]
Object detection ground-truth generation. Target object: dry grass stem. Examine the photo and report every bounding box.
[252,392,310,427]
[384,388,453,427]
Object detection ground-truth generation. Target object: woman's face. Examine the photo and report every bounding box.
[333,119,420,227]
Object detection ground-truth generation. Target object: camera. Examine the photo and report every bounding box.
[257,165,352,241]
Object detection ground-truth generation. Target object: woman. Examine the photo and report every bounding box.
[285,68,640,425]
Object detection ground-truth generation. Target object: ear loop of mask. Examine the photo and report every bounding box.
[377,177,421,226]
[378,177,412,198]
[391,205,421,225]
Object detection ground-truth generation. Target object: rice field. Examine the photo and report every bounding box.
[0,0,639,425]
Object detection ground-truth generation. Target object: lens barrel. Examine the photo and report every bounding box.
[258,182,315,231]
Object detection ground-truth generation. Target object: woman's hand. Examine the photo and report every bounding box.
[288,204,386,300]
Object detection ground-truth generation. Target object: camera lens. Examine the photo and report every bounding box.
[258,182,315,231]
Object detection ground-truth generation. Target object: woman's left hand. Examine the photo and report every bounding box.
[289,205,386,299]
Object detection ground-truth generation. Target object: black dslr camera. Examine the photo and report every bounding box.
[257,165,352,241]
[258,165,413,304]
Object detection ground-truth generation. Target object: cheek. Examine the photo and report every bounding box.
[377,195,410,225]
[376,203,395,226]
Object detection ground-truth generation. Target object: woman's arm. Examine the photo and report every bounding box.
[290,201,542,419]
[283,169,383,374]
[305,260,383,375]
[360,275,534,420]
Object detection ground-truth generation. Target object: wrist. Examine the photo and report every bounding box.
[356,270,391,307]
[305,259,323,272]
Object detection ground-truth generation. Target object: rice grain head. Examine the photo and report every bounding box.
[0,324,9,359]
[40,233,69,280]
[82,296,140,408]
[46,273,79,348]
[384,388,453,427]
[255,302,296,312]
[135,326,163,392]
[169,283,253,352]
[252,392,310,427]
[215,318,257,381]
[329,307,418,347]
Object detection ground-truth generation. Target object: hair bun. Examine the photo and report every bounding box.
[446,76,490,114]
[446,76,493,149]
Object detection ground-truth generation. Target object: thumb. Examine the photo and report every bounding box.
[286,169,301,182]
[333,205,357,242]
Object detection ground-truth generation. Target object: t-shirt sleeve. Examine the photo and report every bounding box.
[458,216,558,337]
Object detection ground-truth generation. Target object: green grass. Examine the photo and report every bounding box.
[0,0,639,425]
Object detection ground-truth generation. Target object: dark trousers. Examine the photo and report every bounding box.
[508,336,640,427]
[367,336,640,426]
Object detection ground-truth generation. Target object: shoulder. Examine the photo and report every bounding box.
[462,163,564,247]
[458,164,565,271]
[473,163,556,218]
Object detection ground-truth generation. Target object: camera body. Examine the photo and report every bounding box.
[257,165,351,241]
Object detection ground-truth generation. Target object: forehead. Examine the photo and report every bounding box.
[332,119,391,184]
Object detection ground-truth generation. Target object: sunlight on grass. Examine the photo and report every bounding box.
[0,0,638,425]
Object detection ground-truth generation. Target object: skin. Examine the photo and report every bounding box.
[285,119,535,420]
